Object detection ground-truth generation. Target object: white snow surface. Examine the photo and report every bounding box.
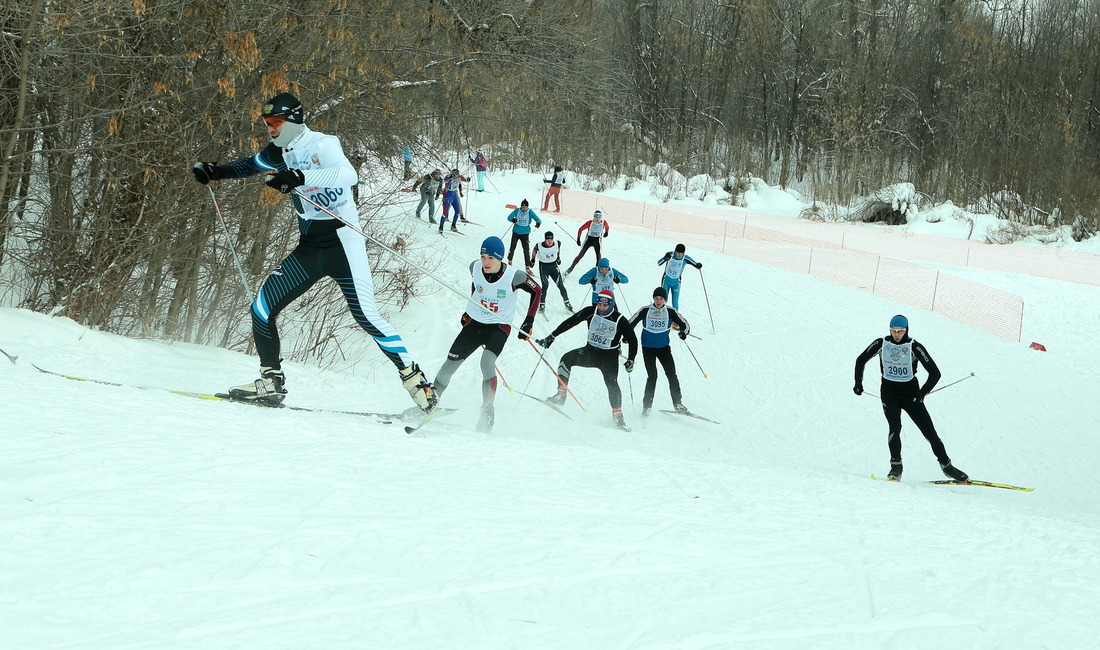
[3,171,1100,648]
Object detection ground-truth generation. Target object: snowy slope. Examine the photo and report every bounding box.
[2,171,1099,648]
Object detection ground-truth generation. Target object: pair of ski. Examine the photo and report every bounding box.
[28,362,453,426]
[873,474,1033,492]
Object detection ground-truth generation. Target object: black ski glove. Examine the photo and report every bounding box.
[518,317,534,340]
[678,330,688,340]
[915,389,929,403]
[536,334,555,348]
[613,276,620,284]
[624,359,634,373]
[853,385,863,396]
[695,262,703,269]
[589,278,596,285]
[661,252,671,263]
[265,169,305,194]
[192,162,224,185]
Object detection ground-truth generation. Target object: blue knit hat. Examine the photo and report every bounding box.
[890,314,908,330]
[597,257,610,269]
[481,236,505,261]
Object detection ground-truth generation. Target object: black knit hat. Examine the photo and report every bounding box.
[653,287,667,299]
[262,92,304,124]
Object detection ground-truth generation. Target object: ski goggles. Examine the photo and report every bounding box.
[263,117,287,127]
[889,327,906,334]
[597,297,612,305]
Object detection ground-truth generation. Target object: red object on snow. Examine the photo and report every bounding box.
[1029,342,1047,351]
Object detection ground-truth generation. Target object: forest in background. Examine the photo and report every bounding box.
[2,0,1098,357]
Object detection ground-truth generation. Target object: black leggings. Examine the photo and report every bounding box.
[249,222,411,371]
[569,236,602,270]
[537,261,569,305]
[881,387,951,464]
[557,346,621,409]
[642,346,681,409]
[508,232,531,265]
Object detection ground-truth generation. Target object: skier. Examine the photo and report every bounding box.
[536,289,638,431]
[854,314,969,482]
[628,287,690,416]
[542,165,565,212]
[578,257,628,305]
[469,149,488,192]
[657,244,702,310]
[440,168,467,232]
[529,230,573,314]
[431,236,540,432]
[191,92,435,410]
[565,209,609,276]
[411,168,442,224]
[505,199,542,270]
[402,145,414,180]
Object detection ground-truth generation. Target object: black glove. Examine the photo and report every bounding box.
[853,385,863,396]
[915,390,929,403]
[624,359,634,373]
[695,262,703,269]
[518,317,534,340]
[536,334,555,348]
[192,162,224,185]
[576,237,580,246]
[613,277,620,284]
[265,169,305,194]
[589,278,596,285]
[662,252,671,263]
[678,330,688,341]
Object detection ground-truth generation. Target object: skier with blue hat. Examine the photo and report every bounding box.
[430,236,541,432]
[578,257,629,305]
[854,314,969,482]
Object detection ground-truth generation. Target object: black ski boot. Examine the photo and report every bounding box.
[941,462,969,482]
[612,409,631,432]
[887,460,903,481]
[229,367,287,406]
[546,390,567,407]
[564,300,574,313]
[673,403,689,414]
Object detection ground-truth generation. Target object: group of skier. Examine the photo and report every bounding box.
[191,91,970,481]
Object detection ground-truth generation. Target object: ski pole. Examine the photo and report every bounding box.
[698,269,716,335]
[206,186,252,298]
[525,337,586,411]
[520,355,541,394]
[682,339,708,379]
[930,372,976,394]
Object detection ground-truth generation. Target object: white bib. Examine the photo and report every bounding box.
[587,220,606,237]
[881,340,914,382]
[534,241,560,264]
[643,305,670,334]
[466,265,519,324]
[586,312,618,349]
[664,256,687,280]
[593,271,615,295]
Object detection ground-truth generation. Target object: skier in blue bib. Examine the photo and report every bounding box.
[854,314,969,482]
[628,286,691,416]
[657,244,702,311]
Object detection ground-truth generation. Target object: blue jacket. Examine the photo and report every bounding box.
[507,207,542,235]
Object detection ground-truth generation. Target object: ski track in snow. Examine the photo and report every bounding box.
[3,171,1100,648]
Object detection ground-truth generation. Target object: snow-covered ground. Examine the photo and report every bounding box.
[3,171,1099,648]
